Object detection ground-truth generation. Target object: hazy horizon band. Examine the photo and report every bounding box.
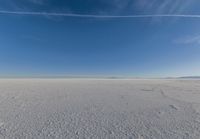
[1,10,200,18]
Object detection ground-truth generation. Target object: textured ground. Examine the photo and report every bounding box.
[0,79,200,139]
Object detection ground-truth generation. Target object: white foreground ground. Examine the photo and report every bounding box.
[0,79,200,139]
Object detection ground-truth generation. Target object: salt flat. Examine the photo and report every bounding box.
[0,79,200,139]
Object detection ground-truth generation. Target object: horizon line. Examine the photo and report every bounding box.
[0,75,199,79]
[1,10,200,18]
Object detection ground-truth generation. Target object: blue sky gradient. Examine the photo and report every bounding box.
[0,0,200,77]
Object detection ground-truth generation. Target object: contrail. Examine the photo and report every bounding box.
[1,10,200,18]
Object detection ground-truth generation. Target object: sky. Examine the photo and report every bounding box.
[0,0,200,78]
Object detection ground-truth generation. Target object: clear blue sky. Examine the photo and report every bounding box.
[0,0,200,77]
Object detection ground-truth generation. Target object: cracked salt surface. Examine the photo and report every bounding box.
[0,79,200,139]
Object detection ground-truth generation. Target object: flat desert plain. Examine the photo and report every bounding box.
[0,79,200,139]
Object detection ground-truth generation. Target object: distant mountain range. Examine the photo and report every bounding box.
[179,76,200,79]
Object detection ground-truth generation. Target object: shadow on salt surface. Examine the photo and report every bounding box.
[168,104,179,110]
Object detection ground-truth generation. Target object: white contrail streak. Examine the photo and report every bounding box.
[1,10,200,18]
